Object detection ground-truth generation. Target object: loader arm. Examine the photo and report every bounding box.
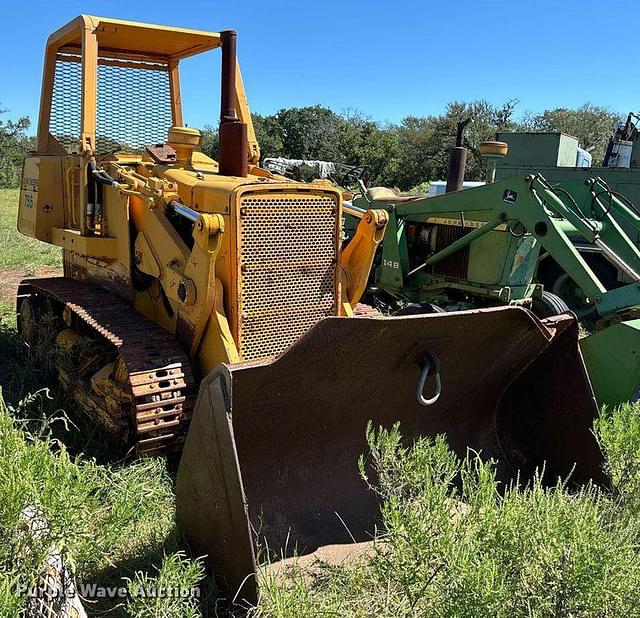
[116,166,236,364]
[529,176,640,316]
[340,204,388,313]
[375,175,640,316]
[367,174,640,406]
[19,18,609,604]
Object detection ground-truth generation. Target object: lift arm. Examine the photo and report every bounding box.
[339,204,388,314]
[373,174,640,317]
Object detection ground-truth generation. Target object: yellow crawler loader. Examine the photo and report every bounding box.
[17,15,604,603]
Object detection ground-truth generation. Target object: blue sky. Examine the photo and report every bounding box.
[1,0,638,132]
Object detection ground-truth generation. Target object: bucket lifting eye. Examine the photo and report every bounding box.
[416,350,441,406]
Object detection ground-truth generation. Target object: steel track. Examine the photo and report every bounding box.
[17,277,196,455]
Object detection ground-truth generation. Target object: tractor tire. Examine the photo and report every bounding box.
[531,291,570,319]
[394,302,446,316]
[551,273,598,320]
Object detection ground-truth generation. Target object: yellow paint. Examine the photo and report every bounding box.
[19,15,383,382]
[341,209,388,309]
[18,157,65,242]
[51,227,119,259]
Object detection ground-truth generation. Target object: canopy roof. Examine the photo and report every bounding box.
[48,15,221,61]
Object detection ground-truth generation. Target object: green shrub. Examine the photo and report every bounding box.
[596,402,640,514]
[256,419,640,618]
[6,384,640,617]
[125,552,205,618]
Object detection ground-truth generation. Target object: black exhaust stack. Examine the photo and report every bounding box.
[218,30,248,177]
[445,118,471,193]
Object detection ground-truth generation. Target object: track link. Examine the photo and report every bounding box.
[17,277,196,455]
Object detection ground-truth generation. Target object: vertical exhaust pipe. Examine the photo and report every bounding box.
[445,118,471,193]
[219,29,248,177]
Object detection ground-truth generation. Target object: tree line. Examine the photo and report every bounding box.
[0,102,621,190]
[0,109,33,188]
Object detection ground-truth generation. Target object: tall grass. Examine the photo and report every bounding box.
[3,178,640,617]
[255,414,640,618]
[5,383,640,616]
[0,391,207,617]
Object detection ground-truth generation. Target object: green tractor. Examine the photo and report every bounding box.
[346,167,640,407]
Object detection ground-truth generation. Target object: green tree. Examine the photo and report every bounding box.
[392,100,520,190]
[336,111,399,186]
[252,113,284,159]
[275,105,344,161]
[199,124,218,160]
[451,99,520,181]
[0,108,33,188]
[393,115,439,190]
[200,113,288,162]
[197,101,622,191]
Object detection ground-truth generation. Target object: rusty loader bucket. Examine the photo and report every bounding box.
[176,306,604,603]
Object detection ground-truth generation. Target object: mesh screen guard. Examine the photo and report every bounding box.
[50,52,173,154]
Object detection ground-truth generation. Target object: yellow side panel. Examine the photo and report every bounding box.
[51,227,119,259]
[18,156,65,243]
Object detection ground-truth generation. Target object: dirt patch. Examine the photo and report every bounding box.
[0,267,61,305]
[262,540,379,586]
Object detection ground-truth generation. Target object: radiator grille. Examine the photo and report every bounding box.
[237,192,339,361]
[50,53,172,154]
[430,224,472,279]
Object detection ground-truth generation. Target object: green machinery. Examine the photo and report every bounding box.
[495,130,640,305]
[495,128,640,246]
[349,173,640,407]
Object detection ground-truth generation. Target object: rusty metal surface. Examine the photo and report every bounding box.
[218,30,248,177]
[446,118,471,193]
[176,306,603,604]
[220,30,238,123]
[218,121,248,177]
[18,277,196,455]
[446,146,467,193]
[431,223,472,279]
[352,303,382,317]
[145,143,177,164]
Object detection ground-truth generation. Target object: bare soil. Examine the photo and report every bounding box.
[0,267,61,305]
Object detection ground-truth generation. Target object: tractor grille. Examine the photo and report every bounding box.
[430,224,472,280]
[50,53,172,155]
[237,192,339,361]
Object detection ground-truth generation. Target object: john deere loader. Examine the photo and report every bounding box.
[17,15,603,603]
[347,141,640,407]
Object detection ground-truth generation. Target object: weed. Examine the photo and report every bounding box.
[0,390,209,617]
[125,552,205,618]
[255,421,640,618]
